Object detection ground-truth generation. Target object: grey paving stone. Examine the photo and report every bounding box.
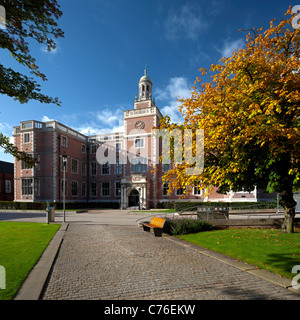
[41,224,300,300]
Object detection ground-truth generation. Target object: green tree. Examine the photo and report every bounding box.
[0,0,64,163]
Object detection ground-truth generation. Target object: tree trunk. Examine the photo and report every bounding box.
[280,190,296,233]
[277,153,296,233]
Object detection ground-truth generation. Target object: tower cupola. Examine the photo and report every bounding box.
[138,68,152,101]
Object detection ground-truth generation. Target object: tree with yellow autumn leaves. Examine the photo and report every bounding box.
[159,7,300,233]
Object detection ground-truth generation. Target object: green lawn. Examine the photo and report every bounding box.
[179,228,300,279]
[0,222,61,300]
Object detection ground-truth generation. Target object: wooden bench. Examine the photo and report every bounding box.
[142,217,166,237]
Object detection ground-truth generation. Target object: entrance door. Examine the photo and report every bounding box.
[128,189,139,207]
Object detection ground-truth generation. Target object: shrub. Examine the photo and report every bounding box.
[164,218,214,235]
[156,202,174,209]
[0,201,121,210]
[174,201,277,212]
[51,201,120,209]
[0,201,46,210]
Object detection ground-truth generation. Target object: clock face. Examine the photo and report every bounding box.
[135,120,145,130]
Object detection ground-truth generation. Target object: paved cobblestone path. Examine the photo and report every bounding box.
[41,224,300,300]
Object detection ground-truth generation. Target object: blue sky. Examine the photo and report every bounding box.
[0,0,295,163]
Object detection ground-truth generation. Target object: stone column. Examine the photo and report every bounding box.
[121,185,127,209]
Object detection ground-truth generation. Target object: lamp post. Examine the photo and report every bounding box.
[62,155,67,223]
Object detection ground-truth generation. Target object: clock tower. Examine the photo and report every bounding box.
[121,69,162,209]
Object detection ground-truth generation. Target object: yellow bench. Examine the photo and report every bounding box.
[142,217,166,237]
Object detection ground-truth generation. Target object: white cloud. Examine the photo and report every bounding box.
[42,115,55,122]
[74,125,102,136]
[0,122,14,163]
[219,38,245,57]
[155,77,191,124]
[41,46,57,54]
[0,122,12,135]
[72,107,125,137]
[95,108,123,124]
[41,39,59,54]
[164,5,208,41]
[75,122,124,136]
[40,107,125,138]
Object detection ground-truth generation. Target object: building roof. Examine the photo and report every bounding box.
[0,160,13,174]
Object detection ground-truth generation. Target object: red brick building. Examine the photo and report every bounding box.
[13,70,274,208]
[0,160,14,201]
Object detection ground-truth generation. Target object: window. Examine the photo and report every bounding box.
[22,178,33,195]
[135,138,144,148]
[81,144,86,153]
[131,157,147,173]
[115,160,122,175]
[102,182,110,196]
[115,182,121,197]
[176,187,184,196]
[20,152,33,170]
[91,144,97,154]
[5,181,11,193]
[34,179,40,196]
[163,182,169,196]
[35,154,40,170]
[61,180,67,196]
[193,181,202,195]
[71,159,78,174]
[81,162,86,176]
[91,183,97,197]
[102,162,110,175]
[21,160,31,170]
[163,164,170,172]
[61,136,67,147]
[71,181,78,196]
[91,162,97,175]
[82,182,86,197]
[22,122,33,129]
[116,143,121,152]
[61,157,68,171]
[24,133,30,143]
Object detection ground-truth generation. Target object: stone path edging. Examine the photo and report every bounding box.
[14,223,68,300]
[163,235,300,296]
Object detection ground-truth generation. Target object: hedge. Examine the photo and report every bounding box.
[164,218,214,235]
[0,201,46,210]
[156,202,175,209]
[0,201,120,210]
[51,201,120,210]
[174,201,278,212]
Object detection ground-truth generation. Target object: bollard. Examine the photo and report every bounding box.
[46,202,50,224]
[49,207,55,222]
[46,202,55,223]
